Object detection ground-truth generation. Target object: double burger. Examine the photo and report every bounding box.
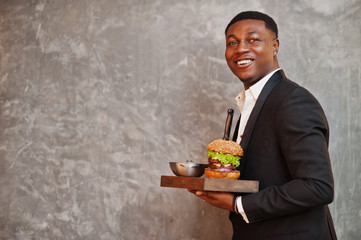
[205,139,243,179]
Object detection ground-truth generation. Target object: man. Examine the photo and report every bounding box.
[189,11,337,239]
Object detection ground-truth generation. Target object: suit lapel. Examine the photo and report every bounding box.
[232,115,241,142]
[240,70,286,154]
[235,70,285,174]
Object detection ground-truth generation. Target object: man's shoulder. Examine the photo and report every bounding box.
[275,76,299,89]
[273,77,314,99]
[266,70,304,94]
[269,77,324,115]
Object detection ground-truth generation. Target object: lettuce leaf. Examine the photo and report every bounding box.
[207,150,240,167]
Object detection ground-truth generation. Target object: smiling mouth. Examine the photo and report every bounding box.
[236,59,253,65]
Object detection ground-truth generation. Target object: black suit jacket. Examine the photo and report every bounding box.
[230,70,337,240]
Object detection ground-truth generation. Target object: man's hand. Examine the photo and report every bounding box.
[188,189,234,211]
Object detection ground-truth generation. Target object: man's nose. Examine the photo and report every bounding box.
[236,40,250,53]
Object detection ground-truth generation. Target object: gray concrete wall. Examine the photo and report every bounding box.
[0,0,360,239]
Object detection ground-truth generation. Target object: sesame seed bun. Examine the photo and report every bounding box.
[207,139,243,156]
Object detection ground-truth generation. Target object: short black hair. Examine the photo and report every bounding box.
[225,11,278,38]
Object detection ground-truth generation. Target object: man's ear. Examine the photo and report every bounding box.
[273,38,279,55]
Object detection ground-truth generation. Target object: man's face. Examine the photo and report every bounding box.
[225,19,279,89]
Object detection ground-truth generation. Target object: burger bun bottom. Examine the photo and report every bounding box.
[204,168,240,179]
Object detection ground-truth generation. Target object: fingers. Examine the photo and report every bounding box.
[188,189,208,198]
[187,190,234,211]
[196,191,208,197]
[188,189,205,194]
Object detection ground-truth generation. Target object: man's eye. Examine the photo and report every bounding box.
[249,38,261,43]
[228,41,238,46]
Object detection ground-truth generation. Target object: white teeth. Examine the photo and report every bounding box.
[237,59,252,65]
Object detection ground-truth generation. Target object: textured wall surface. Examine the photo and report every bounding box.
[0,0,360,239]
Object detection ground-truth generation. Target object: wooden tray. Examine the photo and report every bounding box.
[160,175,259,193]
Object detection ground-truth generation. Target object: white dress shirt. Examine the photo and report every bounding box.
[235,68,281,223]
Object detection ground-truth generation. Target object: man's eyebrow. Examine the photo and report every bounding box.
[227,32,260,39]
[226,34,236,39]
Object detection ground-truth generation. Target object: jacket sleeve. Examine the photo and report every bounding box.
[242,86,334,223]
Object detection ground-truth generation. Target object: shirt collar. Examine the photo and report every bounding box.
[235,68,281,109]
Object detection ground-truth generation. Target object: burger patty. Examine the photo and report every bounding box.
[208,158,236,170]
